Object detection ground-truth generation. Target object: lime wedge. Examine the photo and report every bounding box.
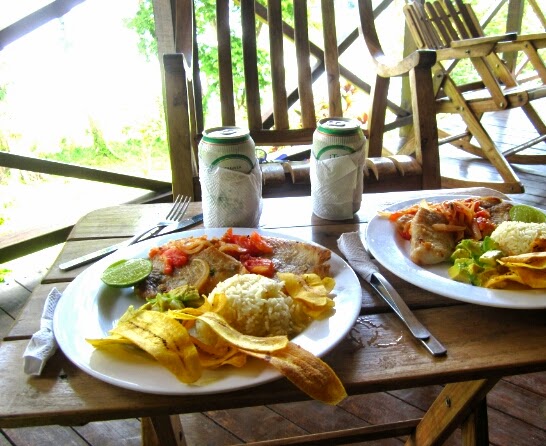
[101,258,153,288]
[509,204,546,223]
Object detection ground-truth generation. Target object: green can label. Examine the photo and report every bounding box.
[199,127,256,173]
[313,118,365,160]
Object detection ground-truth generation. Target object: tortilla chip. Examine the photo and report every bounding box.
[498,252,546,269]
[508,267,546,288]
[242,342,347,405]
[483,273,521,289]
[110,310,202,383]
[497,252,546,288]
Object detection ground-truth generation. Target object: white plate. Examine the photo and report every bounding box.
[366,195,546,309]
[53,228,362,395]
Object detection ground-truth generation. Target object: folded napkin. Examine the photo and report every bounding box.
[337,232,378,282]
[23,287,62,375]
[200,164,263,228]
[310,150,365,220]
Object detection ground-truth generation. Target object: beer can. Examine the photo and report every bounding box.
[199,127,256,173]
[312,118,365,160]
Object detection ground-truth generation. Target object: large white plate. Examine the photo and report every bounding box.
[366,195,546,309]
[53,228,362,395]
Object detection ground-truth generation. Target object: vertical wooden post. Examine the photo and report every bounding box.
[504,0,525,72]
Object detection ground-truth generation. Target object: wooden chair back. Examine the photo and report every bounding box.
[162,0,441,200]
[164,0,356,199]
[397,0,546,193]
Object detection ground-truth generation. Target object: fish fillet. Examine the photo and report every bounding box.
[410,206,455,265]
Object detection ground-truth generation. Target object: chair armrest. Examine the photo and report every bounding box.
[516,32,546,46]
[375,50,436,78]
[497,33,546,50]
[450,32,517,49]
[358,0,435,77]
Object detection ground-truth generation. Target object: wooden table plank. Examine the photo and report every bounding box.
[5,283,69,341]
[1,304,545,428]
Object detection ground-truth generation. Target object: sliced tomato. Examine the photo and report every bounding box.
[218,242,248,259]
[476,216,496,236]
[161,247,188,275]
[241,255,275,277]
[248,231,273,254]
[221,228,273,256]
[474,209,490,219]
[149,246,161,258]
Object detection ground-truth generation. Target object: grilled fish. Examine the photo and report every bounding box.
[262,236,331,278]
[410,206,455,265]
[135,233,331,300]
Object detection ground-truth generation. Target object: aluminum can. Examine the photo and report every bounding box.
[199,127,256,173]
[312,118,365,159]
[311,117,366,220]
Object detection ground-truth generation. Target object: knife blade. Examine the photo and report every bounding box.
[337,231,447,357]
[59,213,203,271]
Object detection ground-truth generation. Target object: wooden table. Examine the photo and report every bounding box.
[2,187,546,446]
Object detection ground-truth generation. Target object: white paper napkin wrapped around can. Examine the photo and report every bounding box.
[200,163,263,228]
[23,287,62,375]
[310,149,365,220]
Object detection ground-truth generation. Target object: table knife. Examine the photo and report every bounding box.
[337,232,447,357]
[59,213,203,271]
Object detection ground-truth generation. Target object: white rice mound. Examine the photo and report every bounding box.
[490,221,546,256]
[208,274,309,338]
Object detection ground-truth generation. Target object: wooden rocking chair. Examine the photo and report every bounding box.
[403,0,546,193]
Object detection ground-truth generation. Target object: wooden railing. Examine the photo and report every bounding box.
[1,0,543,262]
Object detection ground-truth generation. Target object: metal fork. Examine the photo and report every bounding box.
[58,195,191,271]
[127,194,191,246]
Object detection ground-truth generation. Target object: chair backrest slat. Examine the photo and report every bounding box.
[404,1,441,49]
[442,0,470,40]
[217,1,236,126]
[321,0,343,116]
[431,1,459,44]
[241,0,262,130]
[424,2,451,47]
[454,0,481,37]
[464,3,485,38]
[293,0,316,129]
[268,0,289,130]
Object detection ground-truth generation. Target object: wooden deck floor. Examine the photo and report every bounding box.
[1,104,546,445]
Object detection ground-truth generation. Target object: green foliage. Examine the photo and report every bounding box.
[0,268,9,283]
[124,0,300,120]
[44,115,168,169]
[88,118,117,159]
[125,0,157,61]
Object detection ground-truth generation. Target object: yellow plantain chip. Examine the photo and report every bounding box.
[198,349,247,369]
[111,310,202,384]
[190,335,231,356]
[86,334,134,347]
[241,342,347,405]
[498,252,546,269]
[197,312,288,352]
[278,273,336,319]
[192,337,247,369]
[320,276,336,293]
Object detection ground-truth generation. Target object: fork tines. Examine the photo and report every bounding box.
[167,195,191,222]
